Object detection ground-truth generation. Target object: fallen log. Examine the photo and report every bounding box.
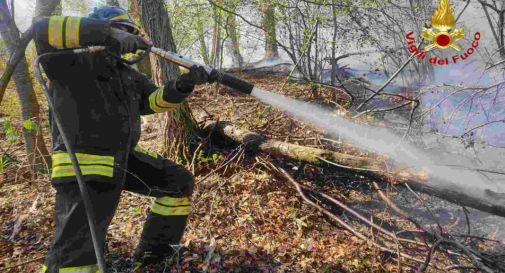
[203,120,505,218]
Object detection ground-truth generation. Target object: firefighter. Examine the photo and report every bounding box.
[32,6,211,273]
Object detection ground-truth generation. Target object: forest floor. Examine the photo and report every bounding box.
[0,73,493,272]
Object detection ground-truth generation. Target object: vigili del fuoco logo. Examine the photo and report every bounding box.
[405,0,481,65]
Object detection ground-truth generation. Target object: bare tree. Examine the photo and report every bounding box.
[260,1,279,60]
[479,0,505,58]
[225,2,243,68]
[194,3,211,65]
[210,0,224,68]
[0,0,58,171]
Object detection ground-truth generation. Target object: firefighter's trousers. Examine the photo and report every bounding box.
[41,148,194,273]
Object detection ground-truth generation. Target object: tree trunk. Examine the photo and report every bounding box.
[139,0,198,163]
[34,0,60,18]
[226,13,243,68]
[195,9,210,65]
[0,0,57,171]
[261,2,279,60]
[204,120,505,219]
[63,0,88,15]
[106,0,121,7]
[210,3,223,68]
[129,0,152,77]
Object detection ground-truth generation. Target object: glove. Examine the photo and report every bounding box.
[175,65,214,93]
[109,28,149,54]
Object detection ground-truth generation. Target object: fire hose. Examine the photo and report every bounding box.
[34,46,254,272]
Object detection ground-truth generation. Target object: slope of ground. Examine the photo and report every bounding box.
[1,75,470,272]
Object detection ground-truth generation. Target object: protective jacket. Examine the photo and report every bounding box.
[34,15,196,273]
[33,16,188,181]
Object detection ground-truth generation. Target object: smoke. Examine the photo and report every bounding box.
[251,87,504,193]
[420,61,505,147]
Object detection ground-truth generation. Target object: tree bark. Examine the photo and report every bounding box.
[139,0,179,83]
[260,2,279,60]
[106,0,121,7]
[0,0,57,171]
[129,0,152,77]
[204,120,505,218]
[195,9,210,65]
[34,0,60,18]
[226,12,243,68]
[210,2,223,68]
[138,0,199,163]
[330,0,338,86]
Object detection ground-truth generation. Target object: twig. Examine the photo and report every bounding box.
[415,239,442,273]
[444,265,479,271]
[455,0,471,23]
[372,182,425,231]
[355,48,419,111]
[272,164,429,265]
[462,206,471,239]
[315,186,425,246]
[0,256,44,271]
[354,100,418,119]
[451,234,500,243]
[279,22,319,94]
[443,237,496,273]
[196,145,244,184]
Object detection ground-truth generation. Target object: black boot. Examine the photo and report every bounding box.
[133,212,188,265]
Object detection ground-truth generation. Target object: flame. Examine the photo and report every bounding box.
[431,0,455,29]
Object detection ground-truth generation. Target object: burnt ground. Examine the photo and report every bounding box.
[1,73,503,272]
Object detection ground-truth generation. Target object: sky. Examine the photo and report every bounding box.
[13,0,105,31]
[12,0,35,31]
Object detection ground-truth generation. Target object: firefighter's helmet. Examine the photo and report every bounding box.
[89,6,140,35]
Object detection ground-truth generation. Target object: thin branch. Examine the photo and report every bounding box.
[355,50,419,111]
[455,0,472,23]
[272,164,430,266]
[415,239,443,273]
[0,256,44,271]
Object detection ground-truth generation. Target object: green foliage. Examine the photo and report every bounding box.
[0,154,14,173]
[197,150,224,164]
[2,119,19,144]
[23,119,39,133]
[166,0,213,53]
[129,206,142,215]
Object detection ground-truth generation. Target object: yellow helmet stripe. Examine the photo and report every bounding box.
[110,14,130,21]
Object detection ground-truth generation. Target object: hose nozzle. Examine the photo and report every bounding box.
[150,47,253,95]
